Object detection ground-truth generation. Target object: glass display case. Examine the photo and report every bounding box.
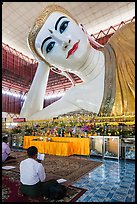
[125,145,135,160]
[122,138,135,160]
[104,136,120,160]
[11,134,24,149]
[90,136,104,157]
[90,136,121,160]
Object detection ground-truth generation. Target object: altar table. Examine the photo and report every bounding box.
[23,136,90,156]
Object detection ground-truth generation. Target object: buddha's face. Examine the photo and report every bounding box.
[35,12,91,72]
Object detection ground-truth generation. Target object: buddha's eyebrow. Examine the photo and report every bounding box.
[41,36,52,52]
[55,16,67,30]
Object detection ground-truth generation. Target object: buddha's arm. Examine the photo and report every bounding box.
[26,97,80,121]
[25,80,103,121]
[20,61,50,118]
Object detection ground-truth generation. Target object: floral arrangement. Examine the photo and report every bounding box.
[7,114,135,138]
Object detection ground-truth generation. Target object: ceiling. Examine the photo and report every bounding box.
[2,2,135,59]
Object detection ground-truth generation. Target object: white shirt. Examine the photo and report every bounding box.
[2,142,11,162]
[20,158,46,185]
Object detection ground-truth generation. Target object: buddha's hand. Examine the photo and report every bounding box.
[32,53,51,70]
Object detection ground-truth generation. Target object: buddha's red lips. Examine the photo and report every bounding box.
[66,40,80,59]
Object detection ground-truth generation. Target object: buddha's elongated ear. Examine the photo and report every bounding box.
[51,66,76,87]
[78,23,104,48]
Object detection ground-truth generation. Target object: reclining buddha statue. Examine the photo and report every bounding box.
[20,4,135,120]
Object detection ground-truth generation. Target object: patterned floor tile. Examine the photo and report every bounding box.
[111,193,126,202]
[106,192,114,199]
[94,189,109,197]
[115,187,129,195]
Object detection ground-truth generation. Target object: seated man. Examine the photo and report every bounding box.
[2,136,16,163]
[20,146,66,199]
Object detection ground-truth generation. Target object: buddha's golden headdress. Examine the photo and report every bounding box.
[28,4,78,65]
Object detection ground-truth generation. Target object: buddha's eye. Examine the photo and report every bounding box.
[59,21,70,34]
[46,41,55,53]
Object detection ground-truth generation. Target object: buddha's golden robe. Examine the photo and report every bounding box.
[99,21,135,116]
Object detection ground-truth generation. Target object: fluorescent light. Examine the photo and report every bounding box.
[2,89,26,99]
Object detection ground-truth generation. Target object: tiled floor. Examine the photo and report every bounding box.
[73,157,135,202]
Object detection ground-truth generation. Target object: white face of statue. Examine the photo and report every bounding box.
[35,12,91,72]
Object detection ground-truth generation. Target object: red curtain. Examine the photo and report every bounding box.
[2,94,21,114]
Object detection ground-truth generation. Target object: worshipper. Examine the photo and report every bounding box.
[20,146,66,199]
[20,4,135,121]
[2,136,16,163]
